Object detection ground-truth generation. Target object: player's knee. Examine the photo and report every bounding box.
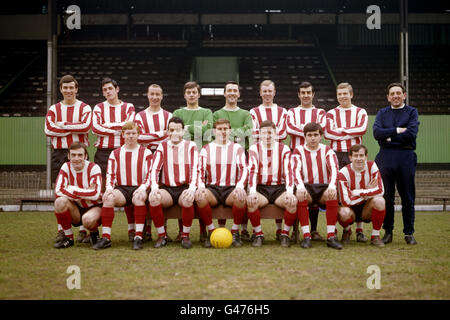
[54,197,70,212]
[132,196,146,207]
[82,215,95,230]
[234,198,246,209]
[373,197,385,210]
[338,207,352,221]
[324,190,337,201]
[179,198,193,208]
[103,194,116,207]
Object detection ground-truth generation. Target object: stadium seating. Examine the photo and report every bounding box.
[1,40,449,116]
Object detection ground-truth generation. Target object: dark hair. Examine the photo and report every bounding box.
[183,81,201,94]
[349,144,368,156]
[168,116,184,128]
[59,74,78,88]
[101,77,118,89]
[299,81,314,93]
[68,142,88,159]
[224,81,239,91]
[260,120,276,130]
[387,82,406,94]
[303,122,324,135]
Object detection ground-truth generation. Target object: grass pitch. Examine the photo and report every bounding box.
[0,210,448,300]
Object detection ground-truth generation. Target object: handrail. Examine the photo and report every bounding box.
[0,54,41,97]
[313,34,337,87]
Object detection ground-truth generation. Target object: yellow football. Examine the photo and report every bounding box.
[210,227,233,248]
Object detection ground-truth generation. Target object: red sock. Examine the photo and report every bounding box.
[297,201,310,238]
[54,211,67,229]
[232,205,246,226]
[150,204,165,228]
[247,209,261,229]
[282,209,297,235]
[55,210,73,239]
[297,201,309,226]
[197,204,213,227]
[326,200,339,239]
[101,207,115,240]
[124,205,135,224]
[182,205,194,229]
[134,205,147,238]
[339,217,354,229]
[371,208,386,232]
[178,218,183,233]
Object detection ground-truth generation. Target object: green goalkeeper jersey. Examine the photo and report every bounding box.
[213,106,253,151]
[172,106,213,148]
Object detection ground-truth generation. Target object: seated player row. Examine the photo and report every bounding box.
[53,118,385,251]
[46,76,369,245]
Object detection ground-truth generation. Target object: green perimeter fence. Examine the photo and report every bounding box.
[0,115,449,165]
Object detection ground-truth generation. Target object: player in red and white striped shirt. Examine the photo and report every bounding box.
[249,80,288,237]
[148,117,199,249]
[286,81,327,241]
[247,120,297,247]
[325,82,368,169]
[53,142,102,249]
[337,144,386,247]
[45,75,92,184]
[287,82,327,149]
[250,80,288,144]
[93,122,152,251]
[195,119,248,247]
[91,78,137,241]
[135,84,172,153]
[292,122,342,249]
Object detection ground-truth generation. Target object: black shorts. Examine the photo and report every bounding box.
[256,184,286,204]
[336,151,351,170]
[94,148,114,177]
[71,203,102,227]
[304,183,329,207]
[351,201,370,223]
[51,149,69,183]
[207,185,235,206]
[115,186,139,206]
[160,184,189,204]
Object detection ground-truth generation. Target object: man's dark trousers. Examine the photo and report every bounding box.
[375,148,417,235]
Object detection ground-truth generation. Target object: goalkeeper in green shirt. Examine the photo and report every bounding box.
[213,81,253,239]
[173,81,213,242]
[213,81,253,151]
[173,81,213,149]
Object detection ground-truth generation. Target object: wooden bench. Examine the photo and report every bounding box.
[416,196,450,211]
[433,197,450,211]
[164,204,300,242]
[18,197,54,211]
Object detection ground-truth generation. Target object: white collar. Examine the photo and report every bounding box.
[391,103,405,109]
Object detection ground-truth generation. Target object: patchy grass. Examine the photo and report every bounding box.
[0,211,448,300]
